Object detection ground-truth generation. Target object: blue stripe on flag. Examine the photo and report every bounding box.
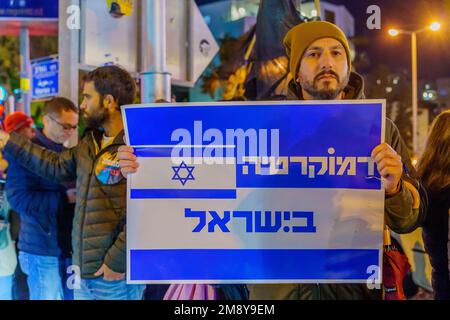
[134,148,235,158]
[130,189,237,199]
[130,249,379,281]
[134,148,173,157]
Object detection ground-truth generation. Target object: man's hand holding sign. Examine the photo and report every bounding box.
[118,145,138,175]
[371,143,403,196]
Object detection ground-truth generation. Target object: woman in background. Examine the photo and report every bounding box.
[418,110,450,300]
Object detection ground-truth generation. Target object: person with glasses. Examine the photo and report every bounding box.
[42,99,79,145]
[4,98,79,300]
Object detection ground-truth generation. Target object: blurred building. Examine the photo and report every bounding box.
[419,79,449,118]
[199,0,258,39]
[188,0,355,102]
[420,81,438,103]
[200,0,355,39]
[300,1,355,37]
[436,78,450,110]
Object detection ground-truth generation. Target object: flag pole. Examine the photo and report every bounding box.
[314,0,321,19]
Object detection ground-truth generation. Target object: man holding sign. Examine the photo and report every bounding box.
[118,21,426,300]
[250,20,426,300]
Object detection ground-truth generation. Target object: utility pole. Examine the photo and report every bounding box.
[59,0,80,147]
[411,31,418,155]
[314,0,321,18]
[388,22,441,155]
[140,0,171,103]
[59,0,80,108]
[19,26,31,115]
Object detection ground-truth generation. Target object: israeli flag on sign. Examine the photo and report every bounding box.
[130,151,237,200]
[123,100,385,285]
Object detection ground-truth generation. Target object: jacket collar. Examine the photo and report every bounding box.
[91,128,125,152]
[33,129,65,152]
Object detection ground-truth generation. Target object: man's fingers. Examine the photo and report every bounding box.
[118,147,136,160]
[371,143,399,160]
[117,152,137,161]
[103,274,117,281]
[372,149,401,164]
[371,142,390,158]
[118,145,139,177]
[119,160,139,176]
[94,265,104,276]
[120,168,137,176]
[118,145,134,152]
[104,275,125,282]
[372,142,403,195]
[103,271,125,281]
[121,168,137,176]
[379,166,401,178]
[118,160,139,169]
[120,167,138,176]
[376,158,401,172]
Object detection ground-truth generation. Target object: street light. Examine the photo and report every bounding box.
[388,29,399,37]
[430,22,441,31]
[388,21,442,155]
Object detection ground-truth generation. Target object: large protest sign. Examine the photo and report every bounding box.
[122,100,386,284]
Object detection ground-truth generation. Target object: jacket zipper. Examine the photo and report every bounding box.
[79,133,124,276]
[78,136,97,276]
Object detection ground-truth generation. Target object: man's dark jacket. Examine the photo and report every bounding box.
[5,129,74,257]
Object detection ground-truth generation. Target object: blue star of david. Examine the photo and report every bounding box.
[172,161,195,186]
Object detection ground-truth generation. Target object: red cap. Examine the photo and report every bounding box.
[4,111,34,133]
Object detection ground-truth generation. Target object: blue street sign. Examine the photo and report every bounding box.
[31,57,58,100]
[0,0,58,19]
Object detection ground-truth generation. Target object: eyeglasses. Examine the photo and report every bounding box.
[47,115,78,131]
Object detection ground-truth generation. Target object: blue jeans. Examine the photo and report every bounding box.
[74,277,145,300]
[12,260,29,300]
[59,257,74,300]
[0,275,13,300]
[18,251,73,300]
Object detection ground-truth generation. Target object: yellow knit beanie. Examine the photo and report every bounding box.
[283,21,352,79]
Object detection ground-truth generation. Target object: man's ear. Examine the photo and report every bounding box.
[104,94,117,111]
[42,114,49,127]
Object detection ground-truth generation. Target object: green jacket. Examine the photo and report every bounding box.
[248,72,428,300]
[4,129,127,278]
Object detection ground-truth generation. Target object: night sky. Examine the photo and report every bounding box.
[327,0,450,80]
[196,0,450,80]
